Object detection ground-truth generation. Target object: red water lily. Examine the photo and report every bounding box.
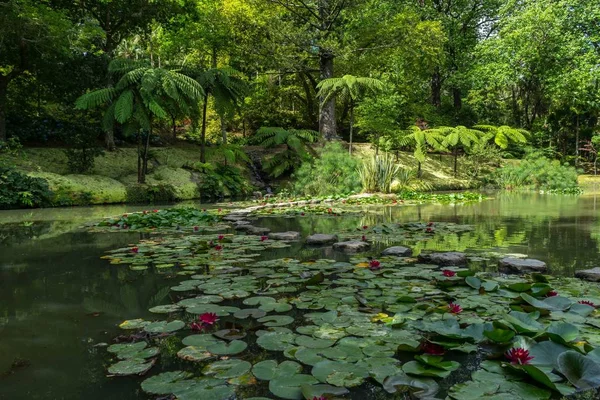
[579,300,596,307]
[260,236,268,242]
[193,226,199,232]
[426,227,434,233]
[153,209,159,213]
[131,247,139,253]
[190,322,206,332]
[442,269,456,277]
[362,225,368,230]
[214,245,223,251]
[546,290,558,297]
[427,222,434,227]
[361,235,367,242]
[505,347,533,365]
[369,260,381,270]
[421,341,446,355]
[448,303,462,314]
[199,312,219,325]
[301,212,305,216]
[218,235,224,241]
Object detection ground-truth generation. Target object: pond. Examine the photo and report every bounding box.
[1,192,600,399]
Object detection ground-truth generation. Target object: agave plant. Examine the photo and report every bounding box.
[358,154,401,193]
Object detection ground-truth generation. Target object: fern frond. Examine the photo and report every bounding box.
[75,88,116,109]
[114,90,134,123]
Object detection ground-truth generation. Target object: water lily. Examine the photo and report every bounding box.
[427,222,434,227]
[190,322,206,332]
[218,235,224,241]
[448,303,462,314]
[442,269,456,277]
[546,290,558,297]
[193,226,199,232]
[153,209,159,213]
[369,260,381,270]
[301,212,305,216]
[505,347,533,365]
[312,396,326,400]
[131,247,139,253]
[260,236,268,242]
[362,225,368,230]
[214,245,223,251]
[361,235,367,242]
[426,227,434,233]
[421,341,445,355]
[578,300,596,307]
[199,312,219,325]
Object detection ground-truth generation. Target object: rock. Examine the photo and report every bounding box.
[332,241,371,253]
[498,257,547,273]
[418,252,467,266]
[246,226,271,235]
[234,224,254,231]
[268,231,301,241]
[575,267,600,282]
[233,220,251,226]
[223,214,248,222]
[381,246,413,257]
[306,234,338,245]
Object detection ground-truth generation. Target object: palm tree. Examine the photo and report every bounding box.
[434,126,483,176]
[76,59,203,183]
[194,67,247,162]
[474,124,529,149]
[398,126,447,176]
[316,75,384,154]
[252,127,319,177]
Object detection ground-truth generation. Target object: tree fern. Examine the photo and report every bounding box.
[253,127,319,177]
[474,125,529,149]
[75,88,116,109]
[114,90,134,123]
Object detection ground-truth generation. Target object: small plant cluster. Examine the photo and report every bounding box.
[0,165,53,209]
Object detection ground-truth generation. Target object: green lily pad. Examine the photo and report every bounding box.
[108,358,155,376]
[213,329,247,340]
[203,359,252,379]
[178,296,224,307]
[383,372,439,396]
[107,342,159,359]
[269,374,318,400]
[144,320,185,333]
[182,334,222,347]
[558,350,600,389]
[402,360,453,378]
[484,328,515,343]
[234,308,267,319]
[149,304,183,314]
[119,319,149,329]
[252,360,302,381]
[258,315,295,327]
[300,384,349,399]
[177,346,213,362]
[547,322,578,345]
[414,355,460,371]
[257,332,298,351]
[186,304,240,316]
[207,340,248,355]
[295,335,336,349]
[141,371,194,394]
[311,360,370,387]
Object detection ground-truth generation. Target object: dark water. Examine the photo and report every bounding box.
[1,192,600,399]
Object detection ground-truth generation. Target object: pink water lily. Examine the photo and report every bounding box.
[260,236,268,242]
[362,225,368,230]
[442,269,456,277]
[546,290,558,297]
[579,300,596,307]
[214,245,223,251]
[505,347,533,365]
[199,312,219,325]
[361,235,367,242]
[190,321,206,332]
[448,303,462,314]
[218,235,224,241]
[193,226,199,232]
[369,260,381,270]
[131,246,139,253]
[421,341,445,355]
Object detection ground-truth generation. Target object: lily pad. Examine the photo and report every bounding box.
[252,360,302,381]
[203,359,252,379]
[558,351,600,389]
[257,332,298,351]
[144,320,185,333]
[108,358,155,376]
[207,340,248,355]
[269,374,318,400]
[258,315,295,327]
[311,360,370,387]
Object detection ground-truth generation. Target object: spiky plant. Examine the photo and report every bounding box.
[76,59,203,183]
[252,127,319,177]
[316,75,384,154]
[398,126,447,176]
[358,154,401,193]
[473,125,529,149]
[193,67,247,162]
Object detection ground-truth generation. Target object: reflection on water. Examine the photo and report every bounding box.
[1,192,599,399]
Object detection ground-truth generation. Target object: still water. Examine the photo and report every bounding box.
[1,192,599,399]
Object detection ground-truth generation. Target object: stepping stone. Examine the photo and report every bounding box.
[223,214,247,222]
[381,246,412,257]
[268,231,301,241]
[498,257,547,273]
[332,241,371,253]
[575,267,600,282]
[246,226,271,235]
[418,252,467,266]
[306,234,338,245]
[234,224,254,231]
[233,220,251,226]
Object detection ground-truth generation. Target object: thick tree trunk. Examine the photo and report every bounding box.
[0,76,8,143]
[453,87,462,110]
[200,93,209,163]
[431,70,442,108]
[319,50,337,140]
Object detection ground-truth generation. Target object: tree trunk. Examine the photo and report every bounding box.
[220,116,227,144]
[172,115,177,141]
[453,148,458,176]
[417,161,422,178]
[453,87,462,110]
[348,104,354,155]
[200,93,209,163]
[137,132,143,183]
[319,50,337,140]
[0,76,8,143]
[431,70,442,108]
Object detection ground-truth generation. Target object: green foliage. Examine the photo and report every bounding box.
[0,137,23,156]
[292,142,360,196]
[399,126,447,164]
[474,125,529,149]
[252,127,319,177]
[187,162,252,198]
[63,129,104,174]
[0,166,53,209]
[461,142,504,183]
[98,207,219,229]
[126,184,177,204]
[493,152,581,192]
[358,154,401,193]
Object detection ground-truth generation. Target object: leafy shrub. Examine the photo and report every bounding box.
[492,152,580,191]
[0,137,24,156]
[98,207,219,229]
[0,166,53,209]
[188,162,252,198]
[462,142,504,183]
[292,142,360,196]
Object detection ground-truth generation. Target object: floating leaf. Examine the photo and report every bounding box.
[311,360,370,387]
[144,320,185,333]
[252,360,302,381]
[108,358,155,376]
[207,340,248,355]
[203,359,252,379]
[558,351,600,389]
[269,374,318,400]
[258,315,295,327]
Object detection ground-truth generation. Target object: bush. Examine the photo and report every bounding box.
[0,166,53,209]
[462,142,503,183]
[126,184,177,204]
[292,142,360,196]
[63,129,104,173]
[358,154,400,193]
[492,152,580,192]
[188,162,253,198]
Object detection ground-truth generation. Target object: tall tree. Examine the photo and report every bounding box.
[75,59,203,183]
[0,0,71,142]
[316,75,383,154]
